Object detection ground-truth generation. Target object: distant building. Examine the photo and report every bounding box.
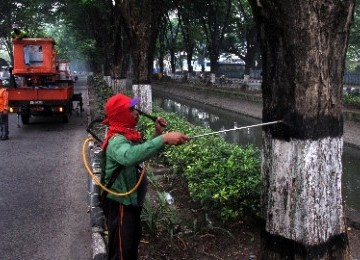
[218,63,245,78]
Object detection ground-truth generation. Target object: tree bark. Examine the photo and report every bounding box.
[116,0,164,113]
[249,0,355,258]
[243,26,259,75]
[117,0,164,83]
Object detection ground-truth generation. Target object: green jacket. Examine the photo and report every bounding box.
[103,134,166,206]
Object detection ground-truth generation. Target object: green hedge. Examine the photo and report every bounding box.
[344,92,360,107]
[139,108,261,220]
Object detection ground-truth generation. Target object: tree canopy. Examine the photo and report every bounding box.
[0,0,359,74]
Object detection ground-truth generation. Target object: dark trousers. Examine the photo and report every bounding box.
[0,112,9,138]
[103,198,142,260]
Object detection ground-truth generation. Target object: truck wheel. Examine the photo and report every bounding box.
[21,114,30,124]
[62,114,69,123]
[62,101,72,123]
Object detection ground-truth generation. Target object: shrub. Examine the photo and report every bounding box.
[141,170,182,238]
[344,92,360,107]
[140,108,261,220]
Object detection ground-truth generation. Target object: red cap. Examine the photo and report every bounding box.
[101,94,142,149]
[104,93,140,118]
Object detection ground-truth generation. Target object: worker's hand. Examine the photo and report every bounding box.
[154,117,167,136]
[162,132,188,145]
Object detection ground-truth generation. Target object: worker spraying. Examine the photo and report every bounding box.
[98,93,187,260]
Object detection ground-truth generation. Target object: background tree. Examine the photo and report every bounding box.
[193,0,233,74]
[249,0,355,258]
[156,18,167,75]
[346,0,360,71]
[115,0,166,112]
[59,0,113,74]
[222,0,261,76]
[0,0,58,65]
[176,0,200,74]
[46,19,92,72]
[163,13,181,74]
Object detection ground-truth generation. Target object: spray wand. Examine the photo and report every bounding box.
[190,120,283,139]
[135,109,284,139]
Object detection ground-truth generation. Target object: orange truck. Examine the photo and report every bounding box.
[8,37,81,124]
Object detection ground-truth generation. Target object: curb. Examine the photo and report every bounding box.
[87,142,108,260]
[86,86,108,259]
[86,96,108,260]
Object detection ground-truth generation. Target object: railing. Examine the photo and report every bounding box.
[344,71,360,86]
[164,70,360,86]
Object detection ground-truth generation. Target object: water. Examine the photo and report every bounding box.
[153,94,360,211]
[343,146,360,210]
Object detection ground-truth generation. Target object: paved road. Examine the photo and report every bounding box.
[0,77,92,260]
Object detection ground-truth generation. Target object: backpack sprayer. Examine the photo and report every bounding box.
[83,108,173,199]
[84,114,148,199]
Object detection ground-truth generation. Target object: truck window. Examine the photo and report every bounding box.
[25,45,43,66]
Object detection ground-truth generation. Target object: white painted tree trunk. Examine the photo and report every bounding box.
[132,84,152,113]
[209,73,216,84]
[109,78,127,94]
[117,78,127,94]
[243,74,250,84]
[262,132,346,245]
[249,0,354,257]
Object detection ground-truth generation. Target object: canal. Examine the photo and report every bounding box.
[153,92,360,212]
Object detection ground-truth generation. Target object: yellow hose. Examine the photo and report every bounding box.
[82,137,147,197]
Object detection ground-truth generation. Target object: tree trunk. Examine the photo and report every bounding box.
[249,0,355,258]
[111,8,131,81]
[117,0,164,113]
[187,52,193,73]
[131,38,151,85]
[243,26,259,76]
[209,49,219,75]
[158,26,166,74]
[170,51,176,73]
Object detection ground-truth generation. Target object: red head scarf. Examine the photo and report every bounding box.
[101,93,141,150]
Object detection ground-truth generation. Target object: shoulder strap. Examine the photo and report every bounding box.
[99,164,143,204]
[99,164,124,203]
